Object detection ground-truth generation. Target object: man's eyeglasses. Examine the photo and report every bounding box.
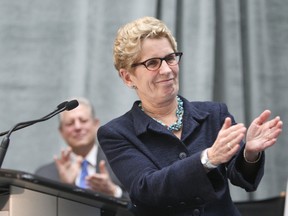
[131,52,183,71]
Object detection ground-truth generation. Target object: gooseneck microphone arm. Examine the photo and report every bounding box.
[0,101,69,137]
[0,100,79,167]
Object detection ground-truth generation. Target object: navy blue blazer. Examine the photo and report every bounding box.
[97,96,264,216]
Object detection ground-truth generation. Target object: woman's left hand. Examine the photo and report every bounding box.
[245,110,283,161]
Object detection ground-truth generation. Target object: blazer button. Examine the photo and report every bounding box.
[193,208,200,216]
[179,152,187,159]
[194,197,204,205]
[179,201,186,206]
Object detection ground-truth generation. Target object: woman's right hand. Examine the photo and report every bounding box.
[207,117,247,165]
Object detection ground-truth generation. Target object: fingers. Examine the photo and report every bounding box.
[254,110,271,126]
[220,118,244,136]
[209,118,246,165]
[251,110,282,130]
[246,110,283,154]
[54,147,71,163]
[221,117,232,130]
[226,127,245,151]
[267,118,283,139]
[269,116,283,133]
[59,147,72,161]
[87,160,109,182]
[226,135,242,152]
[224,131,243,152]
[86,164,114,194]
[220,123,246,145]
[260,118,283,149]
[99,160,109,175]
[226,140,240,151]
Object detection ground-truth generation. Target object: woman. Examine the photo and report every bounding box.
[97,16,282,216]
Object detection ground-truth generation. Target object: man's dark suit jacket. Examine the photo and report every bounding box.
[97,95,265,216]
[35,145,129,200]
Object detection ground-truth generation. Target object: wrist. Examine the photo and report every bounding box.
[243,149,262,163]
[201,149,218,170]
[113,185,123,198]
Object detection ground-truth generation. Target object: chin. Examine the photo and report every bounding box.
[163,88,178,97]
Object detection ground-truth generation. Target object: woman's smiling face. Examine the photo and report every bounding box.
[123,37,180,105]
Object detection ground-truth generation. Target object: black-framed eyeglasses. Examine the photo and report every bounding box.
[131,52,183,71]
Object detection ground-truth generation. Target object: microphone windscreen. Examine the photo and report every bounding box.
[57,101,69,109]
[66,100,79,111]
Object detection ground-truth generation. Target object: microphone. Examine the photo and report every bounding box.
[0,99,79,167]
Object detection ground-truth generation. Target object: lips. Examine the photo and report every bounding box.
[157,78,174,84]
[74,133,87,140]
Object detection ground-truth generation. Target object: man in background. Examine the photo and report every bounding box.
[35,97,128,199]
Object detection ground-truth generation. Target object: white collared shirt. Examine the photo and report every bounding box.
[75,144,98,186]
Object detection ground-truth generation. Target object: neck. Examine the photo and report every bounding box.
[141,97,178,119]
[139,96,184,132]
[73,144,94,158]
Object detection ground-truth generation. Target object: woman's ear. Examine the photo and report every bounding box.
[119,69,134,88]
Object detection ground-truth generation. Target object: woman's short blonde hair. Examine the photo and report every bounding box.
[113,16,178,74]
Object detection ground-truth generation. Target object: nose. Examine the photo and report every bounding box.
[159,60,172,74]
[74,119,82,129]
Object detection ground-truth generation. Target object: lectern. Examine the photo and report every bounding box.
[0,169,133,216]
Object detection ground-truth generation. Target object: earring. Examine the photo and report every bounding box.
[131,85,137,89]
